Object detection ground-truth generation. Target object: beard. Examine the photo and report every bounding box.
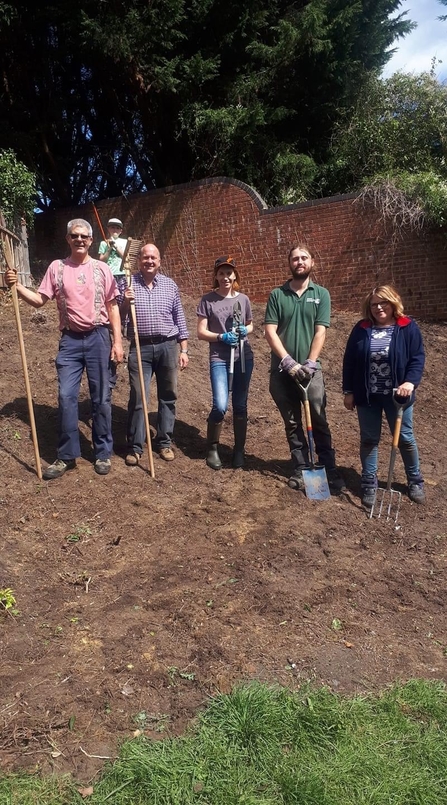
[290,266,312,281]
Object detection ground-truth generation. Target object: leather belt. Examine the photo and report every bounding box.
[134,335,177,345]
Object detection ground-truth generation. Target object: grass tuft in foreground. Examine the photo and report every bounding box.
[1,679,447,804]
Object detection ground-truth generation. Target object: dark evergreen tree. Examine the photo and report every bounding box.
[0,0,413,208]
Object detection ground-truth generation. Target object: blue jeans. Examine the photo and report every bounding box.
[269,368,336,470]
[55,326,114,460]
[356,394,422,487]
[208,359,253,422]
[127,339,178,453]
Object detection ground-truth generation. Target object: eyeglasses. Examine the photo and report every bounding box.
[69,233,91,240]
[370,301,390,309]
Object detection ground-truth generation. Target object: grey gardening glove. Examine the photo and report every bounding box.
[280,354,307,380]
[301,359,319,379]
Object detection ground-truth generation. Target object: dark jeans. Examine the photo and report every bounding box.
[127,340,178,453]
[356,394,422,487]
[269,368,335,471]
[55,326,113,460]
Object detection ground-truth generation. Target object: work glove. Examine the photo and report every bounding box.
[220,331,238,347]
[236,324,248,338]
[301,359,319,379]
[280,354,306,380]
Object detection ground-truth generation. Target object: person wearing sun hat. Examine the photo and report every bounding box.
[197,254,254,469]
[98,217,127,278]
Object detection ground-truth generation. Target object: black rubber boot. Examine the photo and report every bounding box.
[232,415,247,469]
[206,421,222,470]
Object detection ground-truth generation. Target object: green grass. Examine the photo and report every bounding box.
[1,679,447,804]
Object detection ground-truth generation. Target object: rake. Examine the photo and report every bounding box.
[122,238,155,478]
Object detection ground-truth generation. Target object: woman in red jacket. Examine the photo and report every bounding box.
[342,285,425,508]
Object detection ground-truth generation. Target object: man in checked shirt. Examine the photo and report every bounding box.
[120,243,189,464]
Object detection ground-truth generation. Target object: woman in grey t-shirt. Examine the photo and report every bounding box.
[197,256,254,470]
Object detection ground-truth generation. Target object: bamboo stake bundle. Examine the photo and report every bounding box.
[1,231,42,479]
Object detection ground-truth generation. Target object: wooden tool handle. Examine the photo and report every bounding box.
[2,234,42,479]
[125,271,155,478]
[392,408,404,449]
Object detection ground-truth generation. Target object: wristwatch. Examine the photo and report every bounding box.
[180,349,188,354]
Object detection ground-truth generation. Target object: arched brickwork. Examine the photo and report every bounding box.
[32,177,447,320]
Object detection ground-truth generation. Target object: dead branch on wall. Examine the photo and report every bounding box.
[356,182,426,243]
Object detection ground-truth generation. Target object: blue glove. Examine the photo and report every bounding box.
[220,331,238,347]
[236,324,248,338]
[301,359,318,378]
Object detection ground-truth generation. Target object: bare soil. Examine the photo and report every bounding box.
[1,293,446,784]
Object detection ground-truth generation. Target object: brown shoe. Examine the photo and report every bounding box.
[159,447,175,461]
[125,452,140,466]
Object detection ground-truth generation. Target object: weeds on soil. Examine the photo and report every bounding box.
[1,679,447,804]
[0,587,18,617]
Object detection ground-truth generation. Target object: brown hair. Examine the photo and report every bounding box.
[288,243,314,263]
[213,263,241,291]
[361,285,405,322]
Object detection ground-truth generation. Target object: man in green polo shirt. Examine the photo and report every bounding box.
[264,243,345,493]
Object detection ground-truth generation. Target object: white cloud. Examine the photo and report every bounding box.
[382,0,447,80]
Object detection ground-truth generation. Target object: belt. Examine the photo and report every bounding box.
[133,335,177,345]
[61,326,107,337]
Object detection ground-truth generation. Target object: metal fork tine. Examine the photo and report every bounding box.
[369,488,402,523]
[368,393,407,524]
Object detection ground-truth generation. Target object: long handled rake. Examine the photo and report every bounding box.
[123,239,155,478]
[1,231,42,479]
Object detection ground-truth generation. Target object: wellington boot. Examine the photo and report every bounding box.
[232,415,247,469]
[206,421,222,470]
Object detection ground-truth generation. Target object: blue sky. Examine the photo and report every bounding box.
[382,0,447,80]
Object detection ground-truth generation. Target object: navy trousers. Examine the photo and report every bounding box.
[55,327,113,460]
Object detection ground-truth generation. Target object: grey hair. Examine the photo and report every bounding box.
[67,218,93,237]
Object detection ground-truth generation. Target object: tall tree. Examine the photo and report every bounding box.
[0,0,414,208]
[326,72,447,191]
[325,71,447,227]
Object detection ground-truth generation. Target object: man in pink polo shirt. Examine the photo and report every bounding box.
[4,218,124,479]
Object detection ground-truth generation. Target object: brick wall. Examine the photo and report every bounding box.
[32,177,447,320]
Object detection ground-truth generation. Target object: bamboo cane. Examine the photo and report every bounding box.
[1,233,42,479]
[124,260,155,479]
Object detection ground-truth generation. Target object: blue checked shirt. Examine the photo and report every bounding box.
[118,272,189,341]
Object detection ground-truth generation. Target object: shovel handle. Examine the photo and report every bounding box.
[303,398,317,468]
